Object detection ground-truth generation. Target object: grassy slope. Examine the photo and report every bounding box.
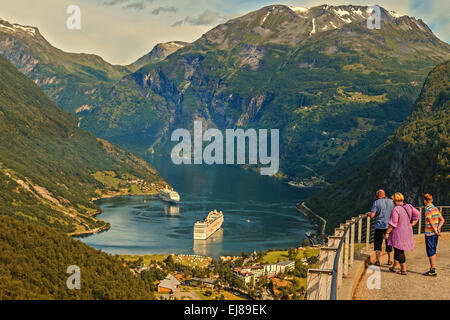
[0,215,154,300]
[0,54,166,234]
[305,60,450,233]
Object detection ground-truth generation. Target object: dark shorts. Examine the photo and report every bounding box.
[374,229,393,252]
[394,248,406,264]
[425,234,439,257]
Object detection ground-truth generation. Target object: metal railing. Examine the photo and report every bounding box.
[306,205,449,300]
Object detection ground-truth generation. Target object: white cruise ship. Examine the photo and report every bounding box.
[158,188,180,203]
[194,210,224,240]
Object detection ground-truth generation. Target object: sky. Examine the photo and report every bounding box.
[0,0,448,65]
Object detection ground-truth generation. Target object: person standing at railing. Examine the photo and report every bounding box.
[366,189,394,266]
[422,194,445,277]
[385,192,421,275]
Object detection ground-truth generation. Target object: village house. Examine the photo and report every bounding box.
[233,265,267,284]
[157,274,181,294]
[186,277,216,289]
[262,260,295,276]
[234,260,295,284]
[274,260,295,273]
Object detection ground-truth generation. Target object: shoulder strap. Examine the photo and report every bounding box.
[401,204,412,221]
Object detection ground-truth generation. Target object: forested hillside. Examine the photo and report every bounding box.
[0,215,154,299]
[306,60,450,232]
[0,54,166,234]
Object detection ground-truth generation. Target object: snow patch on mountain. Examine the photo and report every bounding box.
[0,22,36,36]
[261,11,270,25]
[168,42,185,48]
[13,24,36,35]
[310,18,316,35]
[0,24,15,32]
[388,10,404,18]
[334,8,350,17]
[289,6,309,14]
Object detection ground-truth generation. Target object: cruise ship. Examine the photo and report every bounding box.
[158,187,180,203]
[194,210,224,240]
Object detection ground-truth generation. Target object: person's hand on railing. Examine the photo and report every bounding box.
[366,212,375,218]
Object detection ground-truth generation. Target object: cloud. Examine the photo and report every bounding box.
[407,0,449,42]
[103,0,129,5]
[123,1,144,10]
[152,6,178,15]
[172,9,223,27]
[103,0,153,10]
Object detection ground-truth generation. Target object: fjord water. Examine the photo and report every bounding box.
[79,158,317,257]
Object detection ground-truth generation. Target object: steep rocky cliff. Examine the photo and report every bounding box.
[306,60,449,232]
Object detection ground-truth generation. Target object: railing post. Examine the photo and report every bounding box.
[328,236,342,247]
[319,245,329,268]
[335,228,345,236]
[418,207,422,235]
[307,269,333,300]
[358,215,363,253]
[343,223,350,277]
[306,269,319,300]
[366,216,371,250]
[350,218,355,266]
[320,247,338,269]
[334,228,345,289]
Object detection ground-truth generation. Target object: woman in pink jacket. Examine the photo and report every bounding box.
[385,192,421,275]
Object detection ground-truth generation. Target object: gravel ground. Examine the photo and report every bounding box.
[354,236,450,300]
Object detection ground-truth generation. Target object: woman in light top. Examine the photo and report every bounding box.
[385,192,421,275]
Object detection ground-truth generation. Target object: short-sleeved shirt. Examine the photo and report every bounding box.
[387,204,421,251]
[424,204,442,236]
[371,198,395,230]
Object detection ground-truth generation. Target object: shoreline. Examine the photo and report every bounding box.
[91,190,159,201]
[69,223,111,237]
[296,201,327,235]
[71,191,160,238]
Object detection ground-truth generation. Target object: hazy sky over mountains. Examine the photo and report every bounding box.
[1,0,448,65]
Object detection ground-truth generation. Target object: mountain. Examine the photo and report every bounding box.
[0,54,166,234]
[305,59,450,232]
[1,4,450,180]
[0,18,131,113]
[128,41,188,71]
[78,4,450,179]
[0,215,154,299]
